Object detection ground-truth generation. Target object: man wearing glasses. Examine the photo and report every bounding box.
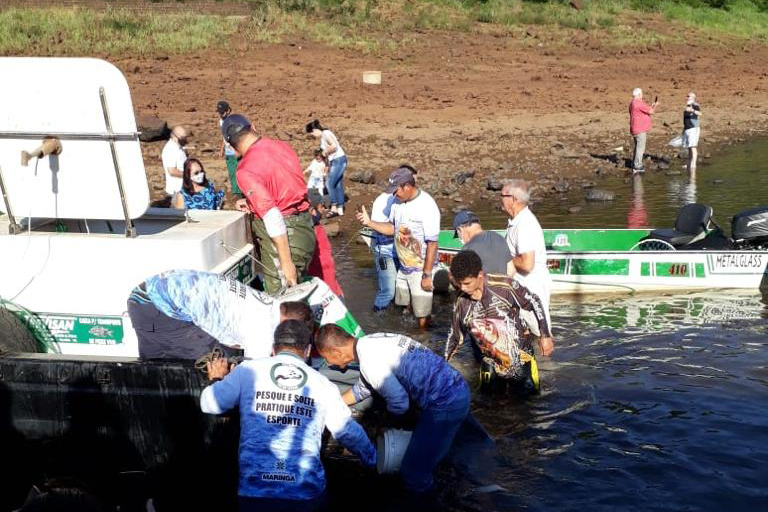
[500,180,552,329]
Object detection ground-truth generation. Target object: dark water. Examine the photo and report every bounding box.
[333,139,768,511]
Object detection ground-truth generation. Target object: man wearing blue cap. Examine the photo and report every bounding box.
[357,166,440,328]
[221,114,316,293]
[453,210,513,276]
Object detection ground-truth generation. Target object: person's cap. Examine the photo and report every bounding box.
[453,210,480,238]
[385,167,415,194]
[221,114,251,144]
[274,319,311,346]
[307,189,324,209]
[216,100,230,114]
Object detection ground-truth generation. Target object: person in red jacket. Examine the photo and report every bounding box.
[307,190,345,299]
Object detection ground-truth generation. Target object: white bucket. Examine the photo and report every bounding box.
[376,429,413,474]
[362,70,381,85]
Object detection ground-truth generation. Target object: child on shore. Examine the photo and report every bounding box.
[304,148,328,196]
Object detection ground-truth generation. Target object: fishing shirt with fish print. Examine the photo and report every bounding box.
[200,352,376,499]
[445,274,551,379]
[143,269,280,358]
[351,333,469,413]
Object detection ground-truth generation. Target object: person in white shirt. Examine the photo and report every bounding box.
[501,179,552,328]
[306,120,347,217]
[357,166,440,328]
[303,148,328,196]
[202,320,376,511]
[161,125,188,201]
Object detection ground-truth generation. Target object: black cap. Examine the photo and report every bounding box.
[221,114,251,144]
[307,189,324,209]
[274,319,311,347]
[216,100,230,114]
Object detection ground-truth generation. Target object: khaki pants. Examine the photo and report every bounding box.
[251,211,316,294]
[633,132,647,170]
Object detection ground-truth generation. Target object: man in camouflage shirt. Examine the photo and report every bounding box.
[445,251,554,383]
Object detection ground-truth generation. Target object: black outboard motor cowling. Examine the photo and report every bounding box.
[732,206,768,243]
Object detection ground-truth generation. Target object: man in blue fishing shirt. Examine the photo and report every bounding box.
[201,320,376,511]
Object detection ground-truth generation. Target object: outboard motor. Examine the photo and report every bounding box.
[732,206,768,249]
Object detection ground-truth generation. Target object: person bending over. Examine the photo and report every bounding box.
[315,324,472,496]
[201,320,376,512]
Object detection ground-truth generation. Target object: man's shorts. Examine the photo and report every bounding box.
[682,126,700,148]
[395,270,433,318]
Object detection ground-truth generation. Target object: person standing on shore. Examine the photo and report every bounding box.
[357,166,440,328]
[682,92,702,172]
[306,120,347,218]
[216,101,243,201]
[222,114,316,293]
[629,88,659,173]
[161,125,188,205]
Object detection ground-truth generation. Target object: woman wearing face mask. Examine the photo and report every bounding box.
[175,158,225,210]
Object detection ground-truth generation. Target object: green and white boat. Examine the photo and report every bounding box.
[362,203,768,295]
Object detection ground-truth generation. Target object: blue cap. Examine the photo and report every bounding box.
[453,210,480,238]
[385,167,415,194]
[220,114,251,144]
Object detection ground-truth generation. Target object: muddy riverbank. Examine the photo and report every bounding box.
[121,24,768,228]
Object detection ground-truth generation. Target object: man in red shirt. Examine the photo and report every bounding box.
[221,114,316,293]
[629,87,659,172]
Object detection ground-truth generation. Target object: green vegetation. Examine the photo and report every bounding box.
[1,0,768,56]
[0,7,238,55]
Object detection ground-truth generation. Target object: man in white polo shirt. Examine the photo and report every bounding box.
[501,179,552,328]
[161,125,188,202]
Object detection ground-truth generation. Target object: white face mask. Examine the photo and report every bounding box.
[191,172,205,184]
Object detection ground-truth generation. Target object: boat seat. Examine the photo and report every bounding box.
[649,203,713,247]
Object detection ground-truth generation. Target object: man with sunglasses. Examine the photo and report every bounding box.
[500,179,552,329]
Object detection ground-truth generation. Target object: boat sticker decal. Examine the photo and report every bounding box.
[547,258,565,275]
[708,254,765,275]
[16,313,125,345]
[570,259,629,276]
[695,263,706,278]
[656,263,691,277]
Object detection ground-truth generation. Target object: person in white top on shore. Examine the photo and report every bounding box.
[303,148,328,196]
[501,179,552,328]
[161,125,188,203]
[306,120,347,218]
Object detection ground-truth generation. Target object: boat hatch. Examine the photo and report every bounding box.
[0,58,150,236]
